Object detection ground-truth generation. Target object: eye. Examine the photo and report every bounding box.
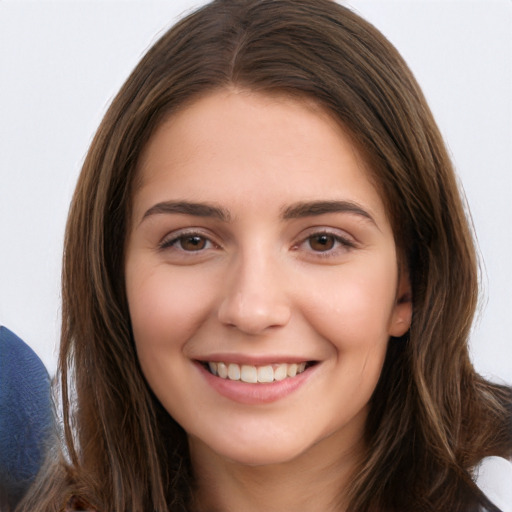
[176,234,208,251]
[294,229,355,257]
[159,231,215,252]
[308,234,337,252]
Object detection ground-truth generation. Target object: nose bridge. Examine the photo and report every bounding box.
[217,242,291,334]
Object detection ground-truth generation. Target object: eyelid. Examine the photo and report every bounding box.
[157,226,356,255]
[158,228,220,251]
[298,225,356,242]
[293,227,357,255]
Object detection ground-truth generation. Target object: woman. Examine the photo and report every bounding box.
[18,0,512,510]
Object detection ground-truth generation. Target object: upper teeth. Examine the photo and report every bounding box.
[208,362,307,383]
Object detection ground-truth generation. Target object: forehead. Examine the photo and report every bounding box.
[132,89,390,229]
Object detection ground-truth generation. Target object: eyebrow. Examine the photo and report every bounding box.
[141,199,377,228]
[281,200,377,226]
[141,201,231,223]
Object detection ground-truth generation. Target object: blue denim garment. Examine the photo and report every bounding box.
[0,326,53,509]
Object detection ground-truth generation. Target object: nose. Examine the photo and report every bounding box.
[217,250,291,335]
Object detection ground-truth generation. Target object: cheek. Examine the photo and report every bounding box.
[126,262,217,354]
[299,259,398,350]
[125,263,219,413]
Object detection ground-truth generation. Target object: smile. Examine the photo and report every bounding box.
[206,361,310,383]
[197,359,318,404]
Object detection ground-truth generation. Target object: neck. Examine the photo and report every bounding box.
[189,425,365,512]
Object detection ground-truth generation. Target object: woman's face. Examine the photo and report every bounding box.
[125,90,411,466]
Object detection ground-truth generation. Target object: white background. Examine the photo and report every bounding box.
[0,0,511,383]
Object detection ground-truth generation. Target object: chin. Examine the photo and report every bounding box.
[190,430,315,468]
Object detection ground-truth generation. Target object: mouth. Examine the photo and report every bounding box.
[201,361,317,383]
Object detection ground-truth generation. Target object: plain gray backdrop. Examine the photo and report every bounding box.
[0,0,511,383]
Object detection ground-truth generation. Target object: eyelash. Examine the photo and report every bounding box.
[294,230,356,257]
[159,230,218,253]
[159,229,355,257]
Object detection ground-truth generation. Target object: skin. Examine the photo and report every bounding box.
[125,89,412,511]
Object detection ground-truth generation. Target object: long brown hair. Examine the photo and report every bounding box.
[19,1,511,510]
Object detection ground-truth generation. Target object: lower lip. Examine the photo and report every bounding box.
[196,362,316,405]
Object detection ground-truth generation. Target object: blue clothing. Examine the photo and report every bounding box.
[0,326,53,508]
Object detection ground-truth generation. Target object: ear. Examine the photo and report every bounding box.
[388,267,412,337]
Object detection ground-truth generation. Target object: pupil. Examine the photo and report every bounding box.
[311,234,334,251]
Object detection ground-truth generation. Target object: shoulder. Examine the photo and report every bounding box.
[474,456,512,512]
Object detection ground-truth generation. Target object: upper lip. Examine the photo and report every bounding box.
[194,354,315,366]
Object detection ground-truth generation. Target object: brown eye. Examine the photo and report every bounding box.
[179,235,207,251]
[308,234,335,252]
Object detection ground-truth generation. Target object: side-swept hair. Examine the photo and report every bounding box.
[19,1,512,510]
